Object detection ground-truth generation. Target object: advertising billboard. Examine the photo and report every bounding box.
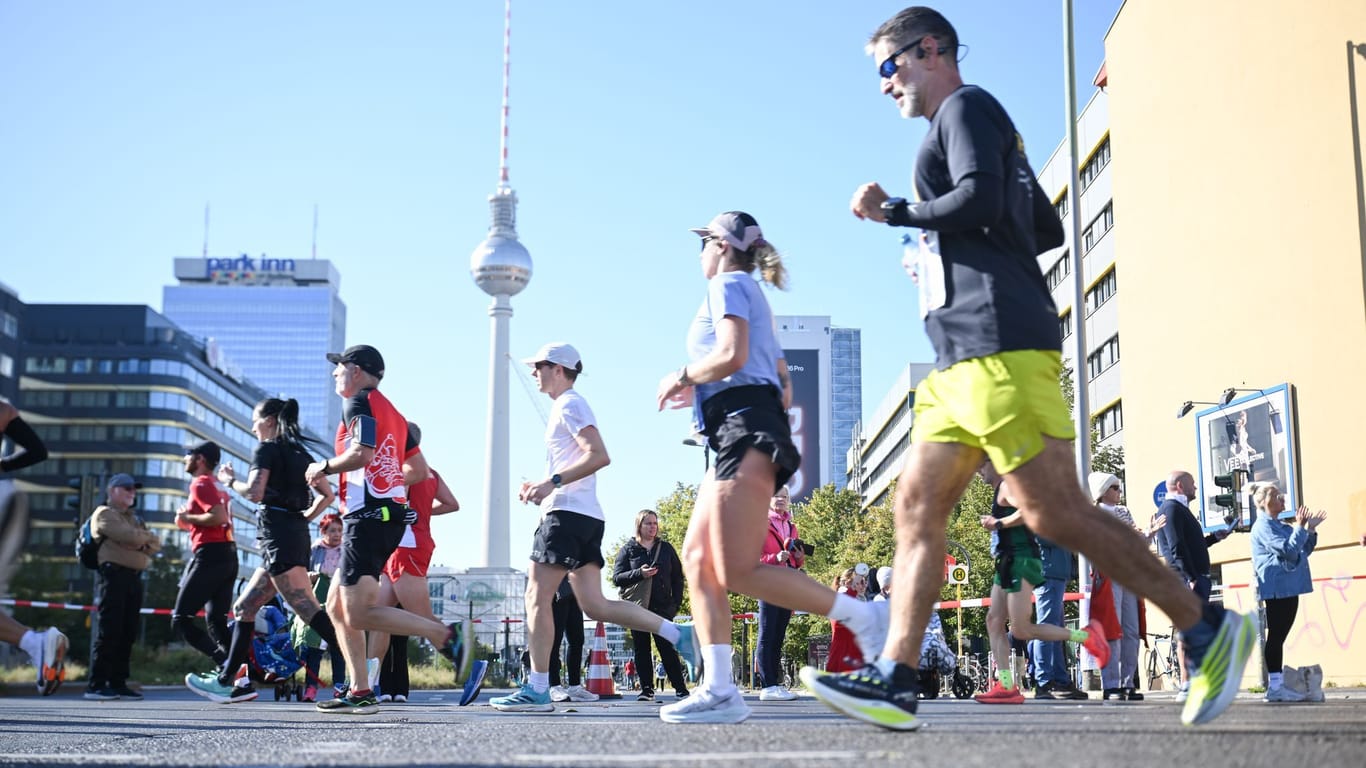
[784,348,821,503]
[1194,384,1298,531]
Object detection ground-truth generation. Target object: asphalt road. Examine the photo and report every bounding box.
[0,685,1362,767]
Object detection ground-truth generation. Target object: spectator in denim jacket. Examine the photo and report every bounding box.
[1250,482,1325,702]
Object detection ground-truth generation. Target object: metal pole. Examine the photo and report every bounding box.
[1062,0,1094,687]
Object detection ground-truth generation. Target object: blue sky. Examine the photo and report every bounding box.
[0,1,1120,573]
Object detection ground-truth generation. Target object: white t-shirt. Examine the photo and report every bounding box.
[541,389,603,521]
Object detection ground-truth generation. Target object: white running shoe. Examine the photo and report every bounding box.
[36,627,68,696]
[1265,686,1306,703]
[564,684,599,702]
[548,685,570,702]
[759,685,798,702]
[659,687,750,724]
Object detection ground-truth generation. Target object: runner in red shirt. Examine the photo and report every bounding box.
[171,440,236,668]
[370,421,462,701]
[305,345,472,714]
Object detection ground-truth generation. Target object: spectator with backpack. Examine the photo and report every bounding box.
[85,473,161,701]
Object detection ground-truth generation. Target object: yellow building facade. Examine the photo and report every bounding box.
[1107,1,1366,685]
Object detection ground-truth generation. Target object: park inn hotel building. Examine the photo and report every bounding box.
[846,0,1366,687]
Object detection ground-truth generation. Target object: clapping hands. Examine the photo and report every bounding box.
[1295,505,1328,530]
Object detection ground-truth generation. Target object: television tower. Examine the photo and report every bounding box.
[469,0,531,569]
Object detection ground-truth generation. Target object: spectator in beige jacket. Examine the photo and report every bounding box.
[85,474,161,701]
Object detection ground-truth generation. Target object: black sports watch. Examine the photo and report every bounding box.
[881,196,908,212]
[551,473,563,488]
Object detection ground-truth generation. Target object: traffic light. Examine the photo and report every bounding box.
[66,475,97,525]
[1213,469,1246,529]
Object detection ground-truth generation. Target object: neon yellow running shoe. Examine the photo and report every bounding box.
[1181,608,1259,726]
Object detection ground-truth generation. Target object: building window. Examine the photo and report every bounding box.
[22,390,64,407]
[1059,310,1073,341]
[26,356,66,374]
[1095,401,1124,440]
[69,391,111,408]
[1085,268,1118,316]
[1045,252,1071,291]
[1054,194,1068,220]
[1,311,17,338]
[115,391,149,408]
[1082,202,1115,254]
[0,353,12,378]
[1079,136,1111,191]
[1086,334,1120,379]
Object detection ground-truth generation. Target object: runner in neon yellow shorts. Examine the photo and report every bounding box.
[804,4,1259,733]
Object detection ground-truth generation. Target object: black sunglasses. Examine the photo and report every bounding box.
[700,234,717,252]
[879,40,949,79]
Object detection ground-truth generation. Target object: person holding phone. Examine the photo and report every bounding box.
[614,509,688,702]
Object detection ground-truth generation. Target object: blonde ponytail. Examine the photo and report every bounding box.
[751,241,788,291]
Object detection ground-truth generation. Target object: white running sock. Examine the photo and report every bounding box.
[529,671,550,694]
[658,619,681,645]
[829,593,866,625]
[19,629,41,662]
[701,645,734,695]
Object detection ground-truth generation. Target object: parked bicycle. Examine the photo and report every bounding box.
[1145,630,1180,692]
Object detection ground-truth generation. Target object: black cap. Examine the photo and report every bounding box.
[186,440,221,466]
[326,344,385,379]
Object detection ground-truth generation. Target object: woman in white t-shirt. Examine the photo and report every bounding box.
[654,211,885,724]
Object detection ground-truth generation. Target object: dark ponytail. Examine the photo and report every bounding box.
[257,397,317,449]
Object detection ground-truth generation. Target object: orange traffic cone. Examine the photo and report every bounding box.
[584,621,622,699]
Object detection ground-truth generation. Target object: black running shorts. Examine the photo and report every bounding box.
[700,384,800,492]
[340,513,406,587]
[530,510,605,570]
[257,506,312,577]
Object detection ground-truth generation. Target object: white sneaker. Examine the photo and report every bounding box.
[1265,686,1307,702]
[564,684,599,702]
[660,687,750,724]
[1175,681,1190,702]
[548,685,570,702]
[392,694,407,703]
[759,685,798,702]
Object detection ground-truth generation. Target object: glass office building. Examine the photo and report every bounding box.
[12,303,272,579]
[163,257,345,442]
[830,327,862,487]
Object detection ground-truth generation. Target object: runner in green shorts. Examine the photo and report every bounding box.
[974,464,1107,704]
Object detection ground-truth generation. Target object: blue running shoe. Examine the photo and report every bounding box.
[1181,607,1258,726]
[490,683,553,712]
[439,619,475,684]
[674,623,699,672]
[459,659,489,706]
[185,672,257,704]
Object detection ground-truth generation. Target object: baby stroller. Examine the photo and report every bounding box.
[243,604,305,701]
[917,612,969,699]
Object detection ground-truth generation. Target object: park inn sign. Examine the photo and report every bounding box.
[204,254,298,282]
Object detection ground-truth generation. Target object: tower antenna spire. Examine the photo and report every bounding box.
[311,203,319,260]
[201,203,210,259]
[499,0,511,187]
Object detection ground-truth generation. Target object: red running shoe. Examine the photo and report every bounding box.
[974,681,1025,704]
[1083,619,1112,669]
